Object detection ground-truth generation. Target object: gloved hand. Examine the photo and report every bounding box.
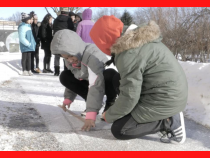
[61,99,72,112]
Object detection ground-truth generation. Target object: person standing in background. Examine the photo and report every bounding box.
[53,7,74,76]
[18,12,36,76]
[39,13,53,73]
[69,11,76,32]
[76,9,94,44]
[74,12,82,31]
[30,11,41,73]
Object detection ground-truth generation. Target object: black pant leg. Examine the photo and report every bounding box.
[64,59,68,71]
[103,69,119,103]
[113,72,121,95]
[111,114,164,140]
[21,53,27,71]
[31,51,35,71]
[59,70,89,100]
[26,52,31,71]
[44,47,51,70]
[35,47,39,68]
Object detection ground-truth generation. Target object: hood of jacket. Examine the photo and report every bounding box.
[51,29,87,62]
[111,21,162,54]
[89,15,123,56]
[76,12,82,20]
[82,9,92,20]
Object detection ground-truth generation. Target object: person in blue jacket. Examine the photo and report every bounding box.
[18,12,36,76]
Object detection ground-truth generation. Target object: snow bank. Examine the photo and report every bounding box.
[180,61,210,128]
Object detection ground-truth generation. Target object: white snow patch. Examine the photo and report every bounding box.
[0,41,5,47]
[179,61,210,128]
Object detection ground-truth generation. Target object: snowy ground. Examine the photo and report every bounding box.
[179,61,210,129]
[0,50,210,151]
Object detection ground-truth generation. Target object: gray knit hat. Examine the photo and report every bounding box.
[21,12,31,22]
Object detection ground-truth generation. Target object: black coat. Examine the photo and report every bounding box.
[53,15,74,35]
[39,23,53,50]
[31,23,40,47]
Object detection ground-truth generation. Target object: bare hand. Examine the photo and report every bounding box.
[81,119,95,131]
[61,102,71,112]
[102,112,106,120]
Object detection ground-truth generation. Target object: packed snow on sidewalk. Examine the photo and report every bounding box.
[0,51,210,128]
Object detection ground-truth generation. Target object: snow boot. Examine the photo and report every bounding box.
[35,68,41,73]
[160,112,186,144]
[28,71,33,76]
[31,69,38,73]
[43,69,48,73]
[22,71,30,76]
[54,66,60,76]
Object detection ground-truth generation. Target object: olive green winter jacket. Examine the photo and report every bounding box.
[105,21,188,123]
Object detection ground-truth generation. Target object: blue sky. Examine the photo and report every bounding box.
[0,7,137,21]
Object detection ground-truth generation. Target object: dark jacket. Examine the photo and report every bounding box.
[39,23,53,50]
[31,23,40,47]
[69,12,77,32]
[53,14,74,35]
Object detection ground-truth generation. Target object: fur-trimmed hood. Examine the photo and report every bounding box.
[111,21,162,54]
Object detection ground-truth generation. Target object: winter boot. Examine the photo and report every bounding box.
[43,69,48,73]
[35,68,41,73]
[160,112,186,144]
[28,71,33,76]
[54,66,60,76]
[31,69,38,73]
[22,71,30,76]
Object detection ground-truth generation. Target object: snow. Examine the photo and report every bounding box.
[179,61,210,128]
[0,42,5,47]
[1,50,210,150]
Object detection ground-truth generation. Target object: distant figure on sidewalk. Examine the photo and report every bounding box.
[53,7,74,76]
[39,13,53,73]
[76,9,94,43]
[30,11,41,73]
[69,11,76,32]
[74,12,82,31]
[18,12,36,76]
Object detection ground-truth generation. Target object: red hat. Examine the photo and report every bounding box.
[90,15,123,56]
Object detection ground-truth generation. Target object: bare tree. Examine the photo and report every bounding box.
[7,12,22,25]
[93,7,121,21]
[45,7,85,18]
[132,7,210,62]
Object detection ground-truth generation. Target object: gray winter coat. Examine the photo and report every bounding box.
[51,29,108,113]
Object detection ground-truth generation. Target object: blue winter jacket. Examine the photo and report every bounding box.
[18,22,36,53]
